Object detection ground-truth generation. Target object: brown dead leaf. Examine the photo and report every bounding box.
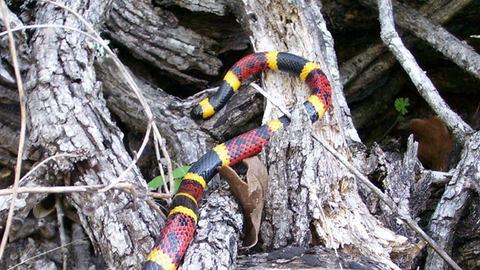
[217,156,269,248]
[33,199,56,219]
[409,116,452,172]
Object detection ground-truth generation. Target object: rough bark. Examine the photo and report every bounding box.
[1,1,160,269]
[0,4,33,188]
[392,0,480,80]
[96,57,265,166]
[181,183,244,270]
[0,0,479,269]
[360,0,480,80]
[376,0,478,269]
[188,0,413,269]
[234,246,390,270]
[426,132,480,270]
[105,0,222,86]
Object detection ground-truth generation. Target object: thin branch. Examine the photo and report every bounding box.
[340,42,387,86]
[0,0,28,261]
[0,23,162,194]
[428,171,453,185]
[98,121,152,192]
[153,132,169,195]
[349,0,475,130]
[0,24,99,40]
[7,238,88,270]
[146,198,167,220]
[0,10,175,196]
[250,82,292,118]
[19,153,81,183]
[392,0,480,80]
[55,195,68,270]
[0,183,170,198]
[313,131,462,270]
[421,0,475,29]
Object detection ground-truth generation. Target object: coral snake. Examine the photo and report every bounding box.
[142,51,332,270]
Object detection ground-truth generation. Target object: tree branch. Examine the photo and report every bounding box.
[391,0,480,80]
[376,1,467,269]
[376,0,473,144]
[425,132,479,269]
[348,0,477,130]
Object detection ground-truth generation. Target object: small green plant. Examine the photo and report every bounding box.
[394,97,410,116]
[379,97,411,141]
[148,165,191,192]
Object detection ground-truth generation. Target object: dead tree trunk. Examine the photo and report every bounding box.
[1,0,479,269]
[0,1,161,269]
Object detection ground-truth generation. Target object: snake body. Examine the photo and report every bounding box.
[142,51,332,270]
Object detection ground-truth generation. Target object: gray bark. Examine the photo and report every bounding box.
[191,0,413,269]
[426,132,480,270]
[1,1,160,269]
[105,0,222,86]
[181,184,244,270]
[96,57,265,166]
[376,0,478,269]
[359,0,480,80]
[0,0,478,269]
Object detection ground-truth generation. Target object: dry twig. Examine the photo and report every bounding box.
[0,0,29,260]
[98,121,153,192]
[6,238,88,270]
[0,183,171,199]
[55,195,68,270]
[0,6,173,262]
[393,0,480,80]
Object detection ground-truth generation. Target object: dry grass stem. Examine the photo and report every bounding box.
[98,122,153,192]
[19,153,81,184]
[6,238,88,270]
[0,183,171,198]
[0,0,29,260]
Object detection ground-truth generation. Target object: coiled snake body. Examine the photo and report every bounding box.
[142,51,332,270]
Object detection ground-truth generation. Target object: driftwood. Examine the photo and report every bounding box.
[0,0,479,269]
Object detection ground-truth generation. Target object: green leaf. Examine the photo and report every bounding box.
[394,97,410,115]
[148,175,164,189]
[174,178,182,192]
[147,166,191,191]
[172,166,191,179]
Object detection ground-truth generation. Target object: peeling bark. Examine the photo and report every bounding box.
[0,0,478,269]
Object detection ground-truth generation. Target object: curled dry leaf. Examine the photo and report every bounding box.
[217,156,269,248]
[32,195,56,219]
[409,116,453,172]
